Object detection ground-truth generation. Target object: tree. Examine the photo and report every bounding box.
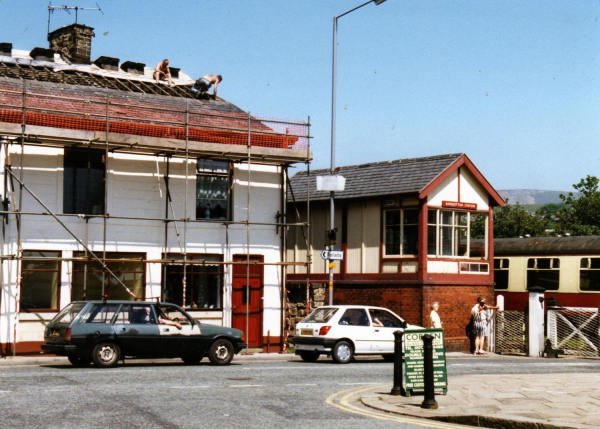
[492,200,550,238]
[556,175,600,235]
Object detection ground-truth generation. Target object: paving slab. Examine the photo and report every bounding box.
[362,373,600,429]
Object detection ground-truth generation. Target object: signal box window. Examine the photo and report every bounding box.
[494,258,510,290]
[63,148,105,215]
[579,258,600,291]
[384,209,418,256]
[526,258,560,291]
[20,251,61,311]
[196,160,231,220]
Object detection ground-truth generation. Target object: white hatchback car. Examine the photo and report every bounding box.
[292,305,419,363]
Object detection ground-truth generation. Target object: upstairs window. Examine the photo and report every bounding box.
[384,209,418,256]
[428,209,486,258]
[527,258,560,291]
[196,160,231,220]
[579,258,600,292]
[63,149,105,215]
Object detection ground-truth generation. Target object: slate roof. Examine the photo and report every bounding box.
[288,153,464,202]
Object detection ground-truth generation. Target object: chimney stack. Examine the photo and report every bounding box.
[48,23,95,64]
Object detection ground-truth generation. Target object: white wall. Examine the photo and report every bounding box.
[0,146,285,345]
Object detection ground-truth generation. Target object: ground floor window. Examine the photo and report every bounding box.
[162,254,223,309]
[72,252,145,301]
[21,250,61,311]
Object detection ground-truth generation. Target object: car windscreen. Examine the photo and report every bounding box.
[50,302,86,324]
[303,308,338,323]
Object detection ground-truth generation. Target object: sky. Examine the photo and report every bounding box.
[1,0,599,192]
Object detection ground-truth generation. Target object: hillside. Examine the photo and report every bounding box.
[498,189,577,205]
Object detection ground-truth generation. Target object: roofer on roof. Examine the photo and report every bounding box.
[191,74,222,100]
[154,59,173,87]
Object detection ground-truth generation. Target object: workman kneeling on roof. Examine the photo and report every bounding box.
[191,74,222,100]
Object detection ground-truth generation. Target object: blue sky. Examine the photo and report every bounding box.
[2,0,599,191]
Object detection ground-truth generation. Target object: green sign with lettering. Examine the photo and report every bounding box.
[402,328,447,396]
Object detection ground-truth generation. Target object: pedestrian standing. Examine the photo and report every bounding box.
[430,302,442,329]
[471,296,499,355]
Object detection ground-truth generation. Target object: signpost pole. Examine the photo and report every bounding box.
[421,334,439,409]
[391,330,405,396]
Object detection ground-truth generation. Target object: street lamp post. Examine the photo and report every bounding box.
[329,0,388,306]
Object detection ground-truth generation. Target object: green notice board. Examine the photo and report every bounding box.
[403,328,447,396]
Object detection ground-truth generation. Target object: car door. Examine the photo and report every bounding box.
[336,308,372,353]
[155,304,198,357]
[368,308,405,352]
[113,304,160,357]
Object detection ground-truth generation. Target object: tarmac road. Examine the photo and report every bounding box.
[0,354,598,429]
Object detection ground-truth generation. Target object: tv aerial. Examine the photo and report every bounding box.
[47,2,104,36]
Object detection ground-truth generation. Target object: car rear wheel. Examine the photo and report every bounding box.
[332,340,353,364]
[209,339,234,365]
[299,351,320,362]
[382,354,395,362]
[68,354,91,367]
[181,356,203,365]
[92,343,120,368]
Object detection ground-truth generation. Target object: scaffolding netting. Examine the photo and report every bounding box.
[0,82,309,151]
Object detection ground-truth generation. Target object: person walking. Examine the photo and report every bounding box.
[471,296,499,355]
[430,302,442,329]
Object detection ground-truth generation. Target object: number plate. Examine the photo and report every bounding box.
[300,329,313,336]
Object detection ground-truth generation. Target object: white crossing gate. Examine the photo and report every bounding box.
[547,307,599,357]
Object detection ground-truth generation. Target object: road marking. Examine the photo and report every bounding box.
[229,384,263,388]
[326,384,464,428]
[170,386,210,389]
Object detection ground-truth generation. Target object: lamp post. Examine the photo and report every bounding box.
[329,0,388,305]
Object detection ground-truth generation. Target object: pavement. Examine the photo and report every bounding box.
[361,362,600,429]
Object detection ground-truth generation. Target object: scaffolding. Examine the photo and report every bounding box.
[0,78,314,355]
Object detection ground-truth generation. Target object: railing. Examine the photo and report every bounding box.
[0,82,310,151]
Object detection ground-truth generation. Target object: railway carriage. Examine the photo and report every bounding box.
[493,236,600,310]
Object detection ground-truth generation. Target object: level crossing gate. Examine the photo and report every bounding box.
[547,307,599,357]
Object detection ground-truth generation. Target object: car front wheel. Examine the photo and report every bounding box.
[209,339,234,365]
[332,340,353,364]
[68,354,91,367]
[92,343,120,368]
[299,351,320,362]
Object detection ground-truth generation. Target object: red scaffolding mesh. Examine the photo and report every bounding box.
[0,83,309,151]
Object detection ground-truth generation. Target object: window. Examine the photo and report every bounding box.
[20,251,60,311]
[494,258,510,290]
[384,209,418,256]
[427,209,487,259]
[527,258,560,291]
[163,254,223,309]
[83,304,120,323]
[72,252,145,301]
[579,258,600,291]
[63,148,105,215]
[339,308,369,326]
[196,160,230,220]
[368,309,404,328]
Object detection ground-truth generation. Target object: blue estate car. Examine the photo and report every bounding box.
[42,301,246,368]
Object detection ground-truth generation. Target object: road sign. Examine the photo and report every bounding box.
[403,328,447,396]
[320,250,344,261]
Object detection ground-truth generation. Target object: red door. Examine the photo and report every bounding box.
[232,255,263,348]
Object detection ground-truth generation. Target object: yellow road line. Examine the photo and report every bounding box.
[326,384,465,428]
